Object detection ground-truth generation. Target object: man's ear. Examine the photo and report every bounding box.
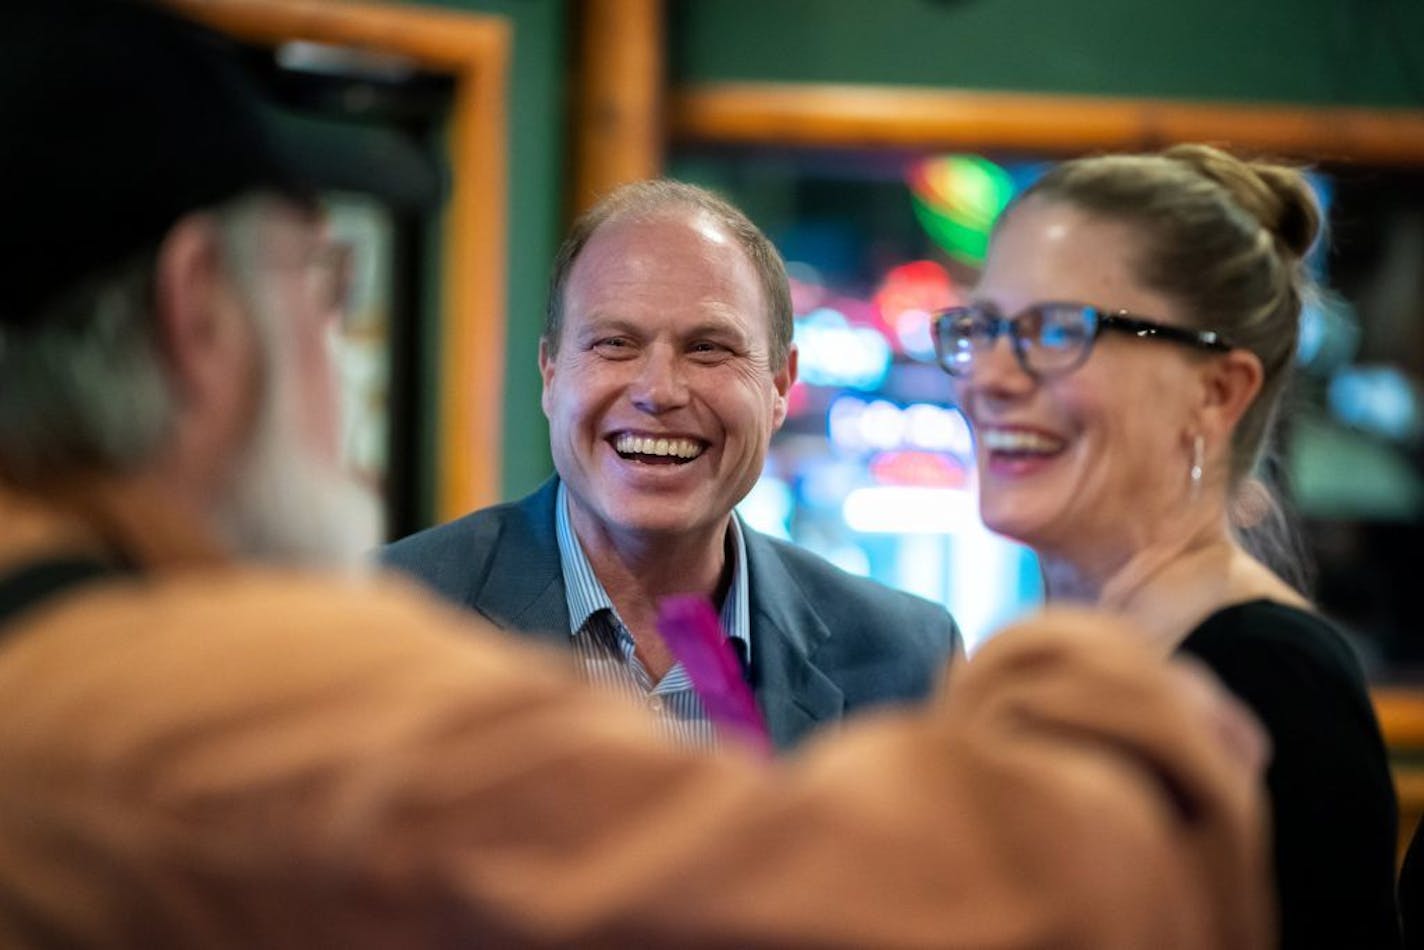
[538,336,556,419]
[771,343,798,430]
[150,214,260,491]
[1198,349,1264,441]
[152,214,246,410]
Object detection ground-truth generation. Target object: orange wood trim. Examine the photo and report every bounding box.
[1368,690,1424,861]
[570,0,665,216]
[1395,769,1424,863]
[441,25,510,525]
[168,0,510,522]
[1375,688,1424,749]
[169,0,502,71]
[1395,769,1424,800]
[671,82,1424,165]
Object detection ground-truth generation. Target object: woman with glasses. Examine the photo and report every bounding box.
[937,144,1399,949]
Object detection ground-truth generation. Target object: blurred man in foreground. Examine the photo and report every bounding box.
[0,1,1273,947]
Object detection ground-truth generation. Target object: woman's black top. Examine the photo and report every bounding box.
[1178,600,1400,949]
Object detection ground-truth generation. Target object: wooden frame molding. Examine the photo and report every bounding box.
[169,0,510,521]
[672,82,1424,164]
[1376,688,1424,749]
[570,0,665,216]
[1374,688,1424,857]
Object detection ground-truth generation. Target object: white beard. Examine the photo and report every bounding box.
[215,408,383,572]
[213,332,383,573]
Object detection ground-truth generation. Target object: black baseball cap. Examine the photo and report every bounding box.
[0,0,438,326]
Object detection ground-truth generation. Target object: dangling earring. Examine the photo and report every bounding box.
[1189,434,1205,501]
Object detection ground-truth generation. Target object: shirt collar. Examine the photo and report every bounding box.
[555,481,751,657]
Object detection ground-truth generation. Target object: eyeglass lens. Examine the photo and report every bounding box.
[937,304,1096,376]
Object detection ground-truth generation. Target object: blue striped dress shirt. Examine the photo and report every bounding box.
[555,482,751,749]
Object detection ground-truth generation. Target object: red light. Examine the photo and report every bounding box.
[869,450,968,488]
[873,260,962,355]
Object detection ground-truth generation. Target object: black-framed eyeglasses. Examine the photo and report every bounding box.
[931,301,1233,379]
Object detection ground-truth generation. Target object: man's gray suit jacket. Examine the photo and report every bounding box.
[381,478,960,749]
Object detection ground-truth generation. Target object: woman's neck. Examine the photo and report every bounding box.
[1038,513,1300,653]
[1038,510,1221,599]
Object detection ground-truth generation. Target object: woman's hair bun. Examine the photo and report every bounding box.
[1163,143,1320,260]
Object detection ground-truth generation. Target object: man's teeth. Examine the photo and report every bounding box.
[613,434,704,459]
[980,429,1064,453]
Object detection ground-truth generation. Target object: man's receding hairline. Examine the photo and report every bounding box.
[553,204,779,354]
[584,201,734,247]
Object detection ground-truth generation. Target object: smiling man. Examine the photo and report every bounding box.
[384,182,960,749]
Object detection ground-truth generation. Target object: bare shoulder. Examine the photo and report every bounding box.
[1227,549,1311,610]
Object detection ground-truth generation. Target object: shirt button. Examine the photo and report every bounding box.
[647,696,664,714]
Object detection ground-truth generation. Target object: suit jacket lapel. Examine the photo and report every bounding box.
[468,492,845,744]
[743,525,845,748]
[469,478,569,649]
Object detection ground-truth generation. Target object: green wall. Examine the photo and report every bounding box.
[670,0,1424,107]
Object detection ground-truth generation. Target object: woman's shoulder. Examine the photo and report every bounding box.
[1181,600,1362,684]
[1177,600,1381,746]
[1178,607,1399,948]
